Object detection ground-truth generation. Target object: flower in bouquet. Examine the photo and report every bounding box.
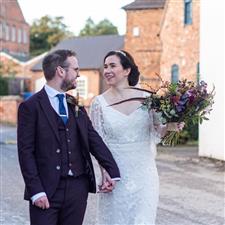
[110,75,215,146]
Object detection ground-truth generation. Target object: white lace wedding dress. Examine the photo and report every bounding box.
[90,95,160,225]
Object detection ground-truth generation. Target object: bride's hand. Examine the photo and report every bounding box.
[166,122,185,132]
[98,169,116,193]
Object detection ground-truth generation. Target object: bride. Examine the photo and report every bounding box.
[89,50,184,225]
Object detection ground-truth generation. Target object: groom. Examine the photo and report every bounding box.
[17,49,120,225]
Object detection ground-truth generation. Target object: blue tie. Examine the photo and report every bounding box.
[56,94,68,124]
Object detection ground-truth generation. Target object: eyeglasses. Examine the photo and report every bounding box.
[60,66,79,73]
[67,67,79,73]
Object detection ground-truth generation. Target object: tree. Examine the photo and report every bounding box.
[30,16,74,56]
[0,61,17,76]
[0,61,17,95]
[79,17,118,36]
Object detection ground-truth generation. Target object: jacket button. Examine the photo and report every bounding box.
[56,149,61,153]
[56,166,60,170]
[67,139,71,143]
[66,128,69,132]
[68,151,71,154]
[69,163,72,167]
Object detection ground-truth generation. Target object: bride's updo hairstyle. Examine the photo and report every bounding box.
[103,50,140,86]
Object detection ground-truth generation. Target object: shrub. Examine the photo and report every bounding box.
[0,76,9,95]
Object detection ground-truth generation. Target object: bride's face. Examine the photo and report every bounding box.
[103,55,130,86]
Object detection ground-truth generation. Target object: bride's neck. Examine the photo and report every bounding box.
[109,85,131,99]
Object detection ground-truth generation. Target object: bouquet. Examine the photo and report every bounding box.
[111,75,215,146]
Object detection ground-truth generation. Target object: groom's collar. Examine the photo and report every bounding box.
[44,84,65,98]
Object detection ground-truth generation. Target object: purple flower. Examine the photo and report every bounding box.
[176,104,185,112]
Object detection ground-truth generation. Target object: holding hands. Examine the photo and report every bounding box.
[98,168,117,193]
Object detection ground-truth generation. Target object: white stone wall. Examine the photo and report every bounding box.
[199,0,225,160]
[35,77,46,92]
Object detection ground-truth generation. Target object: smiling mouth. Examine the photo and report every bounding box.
[104,74,114,80]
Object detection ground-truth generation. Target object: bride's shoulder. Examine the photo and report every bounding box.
[90,94,105,108]
[90,95,100,105]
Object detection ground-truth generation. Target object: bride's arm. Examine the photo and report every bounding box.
[89,97,119,192]
[89,97,107,142]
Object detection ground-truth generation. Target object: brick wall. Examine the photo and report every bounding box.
[0,96,22,125]
[0,0,30,55]
[124,9,164,81]
[124,0,200,87]
[160,0,200,82]
[67,69,100,106]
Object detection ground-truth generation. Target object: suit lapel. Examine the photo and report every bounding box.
[38,88,61,143]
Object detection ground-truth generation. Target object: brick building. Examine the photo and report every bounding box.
[31,0,199,99]
[123,0,200,87]
[0,0,30,61]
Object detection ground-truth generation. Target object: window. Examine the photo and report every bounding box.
[23,29,27,43]
[132,27,140,37]
[171,64,179,83]
[5,24,9,40]
[76,76,88,99]
[196,62,200,83]
[0,5,5,16]
[11,26,16,42]
[0,23,2,39]
[18,28,22,43]
[184,0,192,25]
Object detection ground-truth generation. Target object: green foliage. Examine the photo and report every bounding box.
[30,16,74,56]
[178,120,199,144]
[0,76,9,95]
[79,17,118,37]
[168,83,178,94]
[0,62,3,76]
[0,61,17,76]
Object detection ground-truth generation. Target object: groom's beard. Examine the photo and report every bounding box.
[61,77,77,92]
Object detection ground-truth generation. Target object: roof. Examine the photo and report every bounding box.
[123,0,166,10]
[1,0,28,24]
[0,51,31,64]
[8,52,31,62]
[31,35,124,71]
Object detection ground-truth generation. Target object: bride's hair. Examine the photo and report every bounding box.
[103,50,140,86]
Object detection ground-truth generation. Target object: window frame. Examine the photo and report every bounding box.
[184,0,193,25]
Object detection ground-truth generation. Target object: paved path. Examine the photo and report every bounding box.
[0,125,224,225]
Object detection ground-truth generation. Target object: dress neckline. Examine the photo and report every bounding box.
[99,94,142,117]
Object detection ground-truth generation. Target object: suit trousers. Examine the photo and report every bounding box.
[29,174,89,225]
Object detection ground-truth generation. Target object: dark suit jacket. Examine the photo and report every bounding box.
[17,88,120,200]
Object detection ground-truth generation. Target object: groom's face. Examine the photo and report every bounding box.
[61,56,80,91]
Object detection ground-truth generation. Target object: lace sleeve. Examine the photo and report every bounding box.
[142,92,162,145]
[149,110,162,145]
[89,96,107,143]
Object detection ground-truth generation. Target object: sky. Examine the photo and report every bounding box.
[17,0,134,35]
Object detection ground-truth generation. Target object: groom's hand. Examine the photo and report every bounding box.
[100,180,116,193]
[98,169,116,193]
[34,196,50,209]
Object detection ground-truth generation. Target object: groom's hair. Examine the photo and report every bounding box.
[42,49,76,81]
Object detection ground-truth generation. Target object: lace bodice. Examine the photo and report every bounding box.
[89,95,161,146]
